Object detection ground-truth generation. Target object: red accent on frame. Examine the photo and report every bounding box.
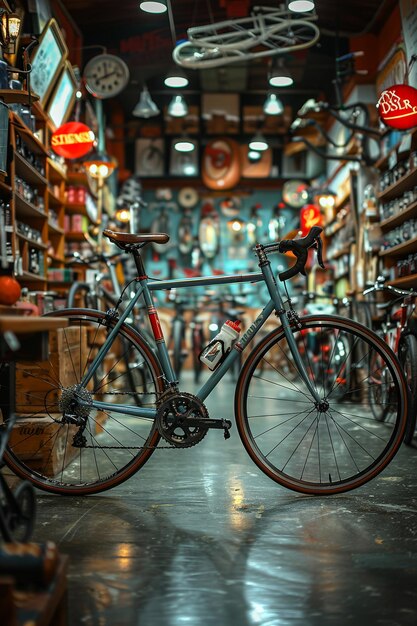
[148,308,164,341]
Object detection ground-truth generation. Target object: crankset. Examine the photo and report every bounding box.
[156,392,232,448]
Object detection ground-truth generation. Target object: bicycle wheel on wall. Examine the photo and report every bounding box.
[235,315,408,495]
[4,309,164,496]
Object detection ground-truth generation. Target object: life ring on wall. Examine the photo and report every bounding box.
[202,138,241,190]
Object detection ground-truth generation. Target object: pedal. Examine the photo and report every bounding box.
[184,417,232,438]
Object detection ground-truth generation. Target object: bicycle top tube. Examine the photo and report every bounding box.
[147,271,264,292]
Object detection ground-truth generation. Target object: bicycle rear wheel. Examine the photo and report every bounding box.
[3,309,164,496]
[235,315,408,495]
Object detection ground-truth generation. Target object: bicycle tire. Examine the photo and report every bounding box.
[399,333,417,445]
[67,282,98,309]
[4,309,165,496]
[191,324,205,385]
[172,318,185,379]
[0,481,36,542]
[368,329,391,422]
[235,315,408,495]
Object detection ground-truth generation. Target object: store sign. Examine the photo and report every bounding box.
[376,84,417,130]
[51,122,95,159]
[300,204,323,236]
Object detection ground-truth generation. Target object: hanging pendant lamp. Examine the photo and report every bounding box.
[132,85,160,118]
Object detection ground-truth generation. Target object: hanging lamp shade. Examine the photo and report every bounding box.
[263,93,284,115]
[132,85,160,118]
[248,133,268,151]
[139,1,167,14]
[168,94,188,117]
[269,59,294,87]
[174,138,195,152]
[288,1,315,12]
[164,66,189,88]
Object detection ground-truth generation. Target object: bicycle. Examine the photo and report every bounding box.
[172,6,320,69]
[362,276,417,445]
[1,226,409,496]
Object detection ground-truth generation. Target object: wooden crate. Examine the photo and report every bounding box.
[8,415,78,477]
[15,327,87,412]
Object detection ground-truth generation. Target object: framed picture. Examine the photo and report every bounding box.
[46,61,77,128]
[135,138,165,177]
[27,0,53,35]
[30,18,68,106]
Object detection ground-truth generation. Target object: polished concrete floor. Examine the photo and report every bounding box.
[31,371,417,626]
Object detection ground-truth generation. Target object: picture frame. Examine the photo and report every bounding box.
[46,61,77,129]
[30,18,68,107]
[135,138,165,177]
[27,0,53,35]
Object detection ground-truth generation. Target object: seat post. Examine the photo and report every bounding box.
[132,248,147,278]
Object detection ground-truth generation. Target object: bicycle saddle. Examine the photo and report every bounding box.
[103,229,169,247]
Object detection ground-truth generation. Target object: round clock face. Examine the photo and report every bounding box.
[83,54,130,99]
[282,180,309,208]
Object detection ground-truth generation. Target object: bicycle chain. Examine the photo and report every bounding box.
[81,388,177,449]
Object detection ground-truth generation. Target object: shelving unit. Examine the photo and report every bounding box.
[376,132,417,288]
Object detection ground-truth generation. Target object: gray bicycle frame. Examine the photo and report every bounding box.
[79,259,322,418]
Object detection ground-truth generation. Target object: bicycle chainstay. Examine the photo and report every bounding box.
[75,387,190,450]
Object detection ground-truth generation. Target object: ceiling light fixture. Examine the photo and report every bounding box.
[168,94,188,117]
[249,133,268,152]
[263,93,284,115]
[174,138,195,152]
[164,66,189,88]
[288,1,315,12]
[269,58,294,88]
[132,84,160,118]
[139,1,167,14]
[248,149,262,162]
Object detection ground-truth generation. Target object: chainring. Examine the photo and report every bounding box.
[156,392,209,448]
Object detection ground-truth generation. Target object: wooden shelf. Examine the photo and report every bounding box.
[10,112,48,156]
[15,152,47,187]
[328,243,351,260]
[388,273,417,288]
[48,221,65,235]
[19,270,47,281]
[0,88,39,104]
[47,187,63,207]
[48,252,65,263]
[380,200,417,231]
[16,232,48,249]
[325,219,347,237]
[377,167,417,201]
[47,157,67,183]
[66,230,87,241]
[379,235,417,258]
[14,192,46,219]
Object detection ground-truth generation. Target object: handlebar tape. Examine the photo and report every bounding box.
[278,226,325,282]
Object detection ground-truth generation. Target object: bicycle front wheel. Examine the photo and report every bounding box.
[235,315,408,495]
[4,309,164,496]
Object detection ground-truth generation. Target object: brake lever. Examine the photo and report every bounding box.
[313,236,325,269]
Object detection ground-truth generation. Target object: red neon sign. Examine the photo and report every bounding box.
[51,122,95,159]
[300,204,323,236]
[377,84,417,130]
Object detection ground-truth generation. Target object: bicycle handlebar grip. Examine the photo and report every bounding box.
[277,226,324,282]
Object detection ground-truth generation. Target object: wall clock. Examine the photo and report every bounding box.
[282,180,309,209]
[83,54,130,99]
